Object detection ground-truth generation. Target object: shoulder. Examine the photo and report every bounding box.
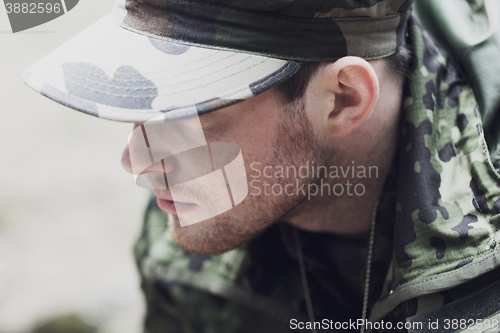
[405,269,500,332]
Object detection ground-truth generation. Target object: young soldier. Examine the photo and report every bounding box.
[24,0,500,331]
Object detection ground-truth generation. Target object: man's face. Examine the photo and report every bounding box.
[121,88,329,255]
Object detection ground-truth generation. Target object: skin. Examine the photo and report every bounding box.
[121,56,403,255]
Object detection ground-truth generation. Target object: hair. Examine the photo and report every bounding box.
[274,44,413,104]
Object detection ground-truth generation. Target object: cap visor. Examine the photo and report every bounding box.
[23,14,300,122]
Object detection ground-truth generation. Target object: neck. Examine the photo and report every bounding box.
[283,162,388,234]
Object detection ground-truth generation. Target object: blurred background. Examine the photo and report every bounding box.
[0,1,147,332]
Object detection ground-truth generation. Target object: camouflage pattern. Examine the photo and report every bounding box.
[133,14,500,333]
[414,0,500,224]
[23,0,414,123]
[22,14,299,123]
[136,194,381,332]
[369,15,500,322]
[117,0,413,61]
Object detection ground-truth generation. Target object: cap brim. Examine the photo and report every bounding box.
[23,14,301,122]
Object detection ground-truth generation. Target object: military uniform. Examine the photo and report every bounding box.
[134,16,500,333]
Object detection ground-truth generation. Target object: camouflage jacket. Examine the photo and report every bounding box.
[134,15,500,333]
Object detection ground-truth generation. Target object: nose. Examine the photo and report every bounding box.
[121,124,176,176]
[121,144,134,174]
[122,117,212,190]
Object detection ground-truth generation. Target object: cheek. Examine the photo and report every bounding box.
[199,92,283,182]
[232,116,280,168]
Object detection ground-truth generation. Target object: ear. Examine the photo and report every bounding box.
[321,57,379,137]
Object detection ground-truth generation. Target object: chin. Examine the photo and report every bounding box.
[166,191,305,255]
[167,212,265,255]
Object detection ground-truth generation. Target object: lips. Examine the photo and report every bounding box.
[153,189,198,215]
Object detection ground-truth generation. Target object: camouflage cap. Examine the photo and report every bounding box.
[23,0,414,122]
